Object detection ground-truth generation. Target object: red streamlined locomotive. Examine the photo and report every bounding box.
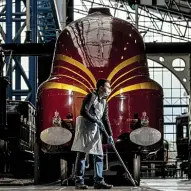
[37,7,164,185]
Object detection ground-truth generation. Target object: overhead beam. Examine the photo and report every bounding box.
[2,43,55,56]
[145,42,191,54]
[2,42,191,56]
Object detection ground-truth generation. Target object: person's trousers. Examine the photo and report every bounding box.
[74,151,104,185]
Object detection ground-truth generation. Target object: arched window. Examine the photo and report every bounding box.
[148,59,189,158]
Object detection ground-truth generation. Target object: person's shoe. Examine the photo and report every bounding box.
[75,184,88,189]
[94,182,113,189]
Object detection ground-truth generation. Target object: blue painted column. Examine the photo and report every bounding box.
[15,0,21,100]
[29,0,37,105]
[6,0,12,99]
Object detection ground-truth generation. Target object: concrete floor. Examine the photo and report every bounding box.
[142,179,191,191]
[0,186,158,191]
[0,179,190,191]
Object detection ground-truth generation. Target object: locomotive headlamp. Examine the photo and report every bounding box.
[40,110,72,146]
[130,127,161,146]
[40,126,72,146]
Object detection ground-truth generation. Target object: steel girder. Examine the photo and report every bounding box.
[37,0,74,42]
[3,0,37,105]
[74,0,191,42]
[148,54,190,94]
[37,0,57,42]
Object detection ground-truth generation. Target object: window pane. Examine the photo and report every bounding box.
[163,89,172,97]
[164,107,173,115]
[164,125,175,134]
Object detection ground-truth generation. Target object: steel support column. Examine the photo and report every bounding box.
[29,0,37,105]
[188,54,191,179]
[67,0,74,25]
[15,0,21,100]
[6,0,13,99]
[4,0,37,105]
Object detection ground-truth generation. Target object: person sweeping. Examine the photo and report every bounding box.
[71,79,114,189]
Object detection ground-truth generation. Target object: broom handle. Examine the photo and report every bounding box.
[101,127,136,186]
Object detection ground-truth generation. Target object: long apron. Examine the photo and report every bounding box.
[71,98,105,155]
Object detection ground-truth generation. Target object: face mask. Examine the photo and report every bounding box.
[98,82,111,98]
[103,89,111,97]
